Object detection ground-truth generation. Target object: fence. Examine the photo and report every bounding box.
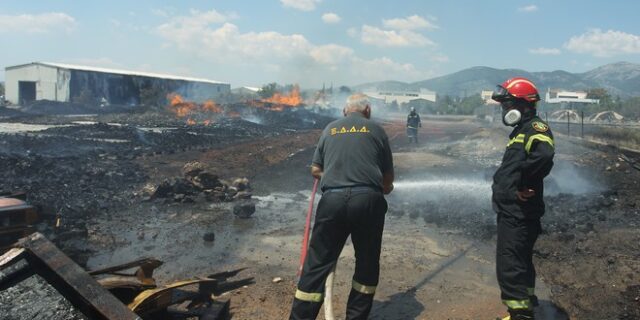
[544,111,640,151]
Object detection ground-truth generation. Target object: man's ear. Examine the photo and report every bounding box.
[364,105,371,118]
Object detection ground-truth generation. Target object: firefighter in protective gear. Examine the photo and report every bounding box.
[289,93,394,320]
[406,107,422,143]
[491,77,554,320]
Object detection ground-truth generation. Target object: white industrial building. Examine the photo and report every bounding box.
[4,62,230,105]
[364,88,436,105]
[545,89,599,104]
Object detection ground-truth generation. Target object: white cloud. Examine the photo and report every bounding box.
[280,0,322,11]
[518,5,538,12]
[0,12,76,34]
[564,29,640,57]
[529,47,561,55]
[155,10,434,85]
[310,44,353,65]
[321,13,341,24]
[350,57,433,82]
[382,15,438,31]
[361,25,435,47]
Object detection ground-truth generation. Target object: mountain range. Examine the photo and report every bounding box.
[354,62,640,98]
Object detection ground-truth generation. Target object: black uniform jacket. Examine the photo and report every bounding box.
[492,116,555,220]
[407,113,421,128]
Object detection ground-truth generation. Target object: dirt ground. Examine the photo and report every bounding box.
[1,110,639,319]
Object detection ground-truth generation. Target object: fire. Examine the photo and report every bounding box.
[202,100,223,113]
[167,93,196,118]
[260,85,303,110]
[167,93,222,125]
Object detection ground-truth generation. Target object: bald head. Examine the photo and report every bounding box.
[344,93,371,118]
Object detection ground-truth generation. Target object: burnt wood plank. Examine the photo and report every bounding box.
[18,233,141,320]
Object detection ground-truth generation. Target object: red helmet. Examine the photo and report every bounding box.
[491,77,540,103]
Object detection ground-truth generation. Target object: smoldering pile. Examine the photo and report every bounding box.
[148,161,256,218]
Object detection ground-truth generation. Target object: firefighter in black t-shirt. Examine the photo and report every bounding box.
[289,93,394,320]
[406,107,421,143]
[491,77,555,320]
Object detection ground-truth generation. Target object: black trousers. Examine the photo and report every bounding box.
[496,213,541,310]
[407,127,418,143]
[290,188,387,320]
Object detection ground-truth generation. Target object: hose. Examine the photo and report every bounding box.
[297,178,319,277]
[297,178,336,319]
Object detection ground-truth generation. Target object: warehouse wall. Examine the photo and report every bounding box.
[5,65,69,104]
[5,63,230,106]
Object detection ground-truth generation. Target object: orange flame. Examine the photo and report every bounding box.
[167,93,197,118]
[167,93,222,125]
[260,85,303,110]
[202,100,223,113]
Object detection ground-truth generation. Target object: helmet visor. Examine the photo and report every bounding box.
[491,85,512,102]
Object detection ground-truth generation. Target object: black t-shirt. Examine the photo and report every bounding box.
[312,113,393,191]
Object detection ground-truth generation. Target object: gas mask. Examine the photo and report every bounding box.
[502,108,522,127]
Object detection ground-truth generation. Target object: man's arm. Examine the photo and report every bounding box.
[311,132,326,179]
[382,171,394,194]
[381,133,394,194]
[518,134,554,200]
[310,164,323,180]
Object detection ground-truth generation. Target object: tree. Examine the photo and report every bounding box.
[258,82,278,98]
[338,86,352,94]
[457,94,484,115]
[435,95,455,114]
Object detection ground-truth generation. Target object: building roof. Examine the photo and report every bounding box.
[6,62,228,85]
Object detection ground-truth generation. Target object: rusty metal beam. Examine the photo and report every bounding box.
[16,233,141,320]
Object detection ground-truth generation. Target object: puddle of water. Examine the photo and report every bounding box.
[86,191,312,280]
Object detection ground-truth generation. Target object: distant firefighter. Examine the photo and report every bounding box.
[406,107,421,143]
[491,77,555,320]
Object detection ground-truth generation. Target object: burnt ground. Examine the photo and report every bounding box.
[0,109,639,319]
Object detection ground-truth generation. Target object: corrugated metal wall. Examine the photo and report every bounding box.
[4,63,230,105]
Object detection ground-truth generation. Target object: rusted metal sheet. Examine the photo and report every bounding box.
[15,233,141,320]
[0,195,39,250]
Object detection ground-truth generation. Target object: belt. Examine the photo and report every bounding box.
[323,186,381,194]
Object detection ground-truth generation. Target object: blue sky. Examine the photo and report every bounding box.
[1,0,639,88]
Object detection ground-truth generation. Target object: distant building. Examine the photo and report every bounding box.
[364,88,436,105]
[4,62,230,105]
[481,90,500,105]
[231,86,261,95]
[545,89,599,104]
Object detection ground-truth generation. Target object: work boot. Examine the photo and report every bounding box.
[496,309,535,320]
[529,294,539,307]
[509,308,534,320]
